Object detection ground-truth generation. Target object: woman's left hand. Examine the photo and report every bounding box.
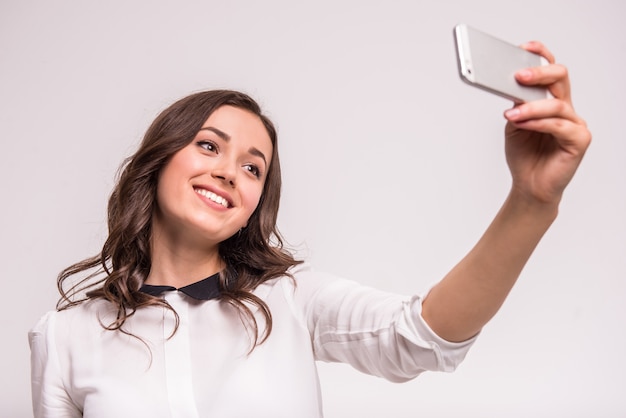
[504,41,591,206]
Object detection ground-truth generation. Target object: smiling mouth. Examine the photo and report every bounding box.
[194,188,230,208]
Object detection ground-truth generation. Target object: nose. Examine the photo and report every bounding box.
[211,161,236,187]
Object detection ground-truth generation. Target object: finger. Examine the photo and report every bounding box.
[520,41,555,64]
[516,41,571,101]
[516,64,567,87]
[506,112,591,154]
[505,98,578,125]
[515,64,571,102]
[509,117,585,144]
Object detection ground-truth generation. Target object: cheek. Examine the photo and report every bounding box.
[241,184,265,216]
[154,160,190,216]
[155,168,177,207]
[154,179,175,219]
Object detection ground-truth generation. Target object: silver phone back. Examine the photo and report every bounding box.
[454,24,549,103]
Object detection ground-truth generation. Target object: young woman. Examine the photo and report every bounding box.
[29,42,591,417]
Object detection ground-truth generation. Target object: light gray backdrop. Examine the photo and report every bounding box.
[2,0,624,416]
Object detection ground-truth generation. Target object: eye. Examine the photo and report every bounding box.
[244,164,261,178]
[196,140,218,153]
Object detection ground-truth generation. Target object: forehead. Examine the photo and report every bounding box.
[202,105,273,155]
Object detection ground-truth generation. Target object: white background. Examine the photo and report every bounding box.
[2,0,625,416]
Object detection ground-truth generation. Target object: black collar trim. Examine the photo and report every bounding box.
[139,272,222,301]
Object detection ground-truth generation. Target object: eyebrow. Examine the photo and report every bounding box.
[199,126,268,167]
[248,147,267,167]
[200,126,230,141]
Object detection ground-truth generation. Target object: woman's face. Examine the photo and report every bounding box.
[153,105,273,248]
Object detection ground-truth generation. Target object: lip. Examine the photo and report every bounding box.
[193,184,234,208]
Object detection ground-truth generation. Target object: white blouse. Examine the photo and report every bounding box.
[29,266,476,417]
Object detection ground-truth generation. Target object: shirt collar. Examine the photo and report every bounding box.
[139,272,222,301]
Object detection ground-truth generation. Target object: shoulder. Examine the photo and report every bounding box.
[276,264,390,316]
[29,310,57,345]
[29,299,116,341]
[289,263,379,299]
[247,263,341,316]
[254,263,350,300]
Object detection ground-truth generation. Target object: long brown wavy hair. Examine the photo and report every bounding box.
[57,90,302,347]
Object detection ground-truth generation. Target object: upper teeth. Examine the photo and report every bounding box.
[195,188,229,208]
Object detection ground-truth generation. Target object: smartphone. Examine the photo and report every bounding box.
[453,24,550,103]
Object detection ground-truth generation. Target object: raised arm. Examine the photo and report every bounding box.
[421,42,592,342]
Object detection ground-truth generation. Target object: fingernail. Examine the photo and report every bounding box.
[505,108,521,120]
[517,69,532,80]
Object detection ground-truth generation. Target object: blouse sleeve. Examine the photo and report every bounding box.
[291,268,478,383]
[29,311,82,418]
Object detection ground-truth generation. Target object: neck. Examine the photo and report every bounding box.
[145,230,224,289]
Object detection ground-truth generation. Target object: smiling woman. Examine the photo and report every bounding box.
[29,61,591,417]
[51,91,301,355]
[153,106,272,251]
